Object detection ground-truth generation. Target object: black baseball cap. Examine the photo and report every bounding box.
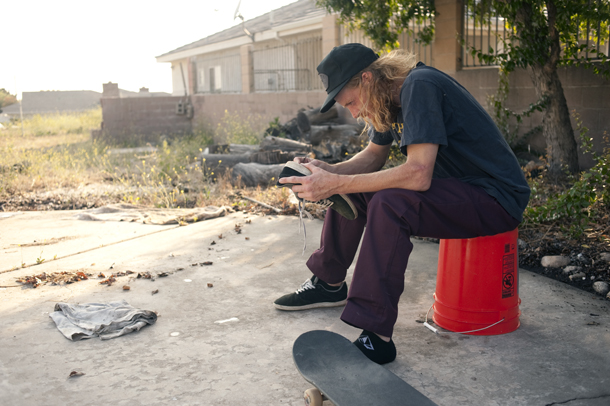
[317,43,379,113]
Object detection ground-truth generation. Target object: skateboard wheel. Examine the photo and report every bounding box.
[304,388,323,406]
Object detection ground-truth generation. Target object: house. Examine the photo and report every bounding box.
[155,0,328,97]
[153,0,437,128]
[1,90,102,117]
[101,83,171,99]
[101,0,609,168]
[155,0,432,99]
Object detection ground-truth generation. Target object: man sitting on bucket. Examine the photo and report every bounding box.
[275,43,530,365]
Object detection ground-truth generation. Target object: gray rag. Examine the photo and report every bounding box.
[49,300,157,341]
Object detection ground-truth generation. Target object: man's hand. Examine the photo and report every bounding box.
[277,159,338,201]
[292,157,332,171]
[287,163,339,202]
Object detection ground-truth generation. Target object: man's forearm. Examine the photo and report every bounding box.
[327,144,389,175]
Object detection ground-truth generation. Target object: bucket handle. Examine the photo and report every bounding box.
[424,303,505,335]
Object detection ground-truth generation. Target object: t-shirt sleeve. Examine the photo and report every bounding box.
[368,125,394,145]
[400,77,449,150]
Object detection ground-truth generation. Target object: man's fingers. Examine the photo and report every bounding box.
[278,176,303,185]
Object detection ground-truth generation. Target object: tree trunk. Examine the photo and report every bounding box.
[528,64,579,175]
[259,135,312,153]
[231,163,285,187]
[296,105,340,132]
[309,124,363,146]
[513,0,580,176]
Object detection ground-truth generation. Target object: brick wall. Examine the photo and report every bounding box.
[99,96,192,143]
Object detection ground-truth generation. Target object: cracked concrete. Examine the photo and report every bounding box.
[0,210,609,405]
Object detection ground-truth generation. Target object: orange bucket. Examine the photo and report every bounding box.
[432,228,520,335]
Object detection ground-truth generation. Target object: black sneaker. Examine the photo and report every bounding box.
[354,330,397,365]
[276,161,358,220]
[274,276,348,310]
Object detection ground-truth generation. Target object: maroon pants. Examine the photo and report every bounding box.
[306,178,520,337]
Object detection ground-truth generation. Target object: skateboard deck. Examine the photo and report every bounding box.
[293,330,438,406]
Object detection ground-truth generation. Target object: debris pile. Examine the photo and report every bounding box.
[199,105,367,187]
[16,271,91,288]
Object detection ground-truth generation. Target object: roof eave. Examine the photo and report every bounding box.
[156,14,325,63]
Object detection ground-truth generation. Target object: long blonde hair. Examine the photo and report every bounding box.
[346,49,417,133]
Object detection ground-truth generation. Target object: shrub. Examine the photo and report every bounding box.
[523,112,609,239]
[214,110,268,145]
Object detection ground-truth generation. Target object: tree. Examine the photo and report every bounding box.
[317,0,610,176]
[0,88,17,110]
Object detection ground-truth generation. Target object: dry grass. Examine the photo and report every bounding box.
[0,108,296,213]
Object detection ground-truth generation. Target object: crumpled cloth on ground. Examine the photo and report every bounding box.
[75,203,229,225]
[49,300,157,341]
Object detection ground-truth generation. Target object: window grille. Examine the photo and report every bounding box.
[252,37,323,92]
[462,0,609,68]
[339,20,433,66]
[195,53,241,94]
[462,1,508,67]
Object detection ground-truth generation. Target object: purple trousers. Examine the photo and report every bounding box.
[306,178,520,337]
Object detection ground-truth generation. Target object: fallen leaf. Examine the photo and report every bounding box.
[99,277,116,286]
[69,371,85,378]
[122,285,130,290]
[200,261,213,266]
[151,289,159,295]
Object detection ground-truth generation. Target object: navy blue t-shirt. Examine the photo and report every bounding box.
[369,63,530,221]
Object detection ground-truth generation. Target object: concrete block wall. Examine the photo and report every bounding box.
[100,96,192,142]
[190,91,327,131]
[455,66,610,167]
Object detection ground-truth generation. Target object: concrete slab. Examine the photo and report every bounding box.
[0,210,609,406]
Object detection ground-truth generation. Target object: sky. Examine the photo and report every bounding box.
[2,0,298,97]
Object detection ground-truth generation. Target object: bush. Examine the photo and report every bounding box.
[214,110,268,145]
[523,113,609,239]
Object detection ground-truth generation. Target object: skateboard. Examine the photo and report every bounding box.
[293,330,438,406]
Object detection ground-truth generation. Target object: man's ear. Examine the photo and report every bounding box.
[361,71,373,84]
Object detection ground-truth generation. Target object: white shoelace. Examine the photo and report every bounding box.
[296,278,316,294]
[294,193,333,255]
[296,198,313,255]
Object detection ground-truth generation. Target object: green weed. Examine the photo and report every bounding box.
[214,110,269,145]
[523,112,610,240]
